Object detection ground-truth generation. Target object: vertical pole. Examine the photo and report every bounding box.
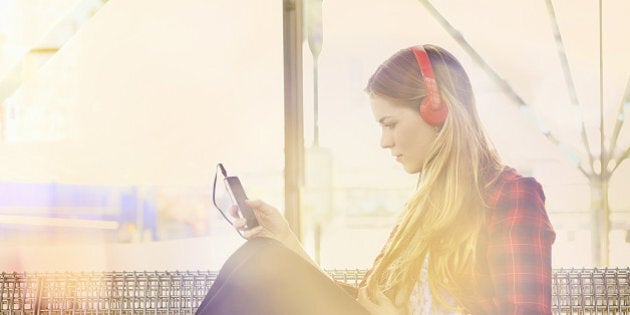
[596,0,610,267]
[594,0,610,267]
[591,177,610,267]
[591,178,611,267]
[313,59,320,146]
[283,0,305,240]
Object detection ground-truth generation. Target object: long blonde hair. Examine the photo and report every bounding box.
[364,45,503,310]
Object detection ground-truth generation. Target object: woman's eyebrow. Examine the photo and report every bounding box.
[378,116,393,124]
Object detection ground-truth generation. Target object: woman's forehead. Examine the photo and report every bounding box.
[370,96,410,116]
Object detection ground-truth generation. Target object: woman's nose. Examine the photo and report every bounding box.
[380,131,393,148]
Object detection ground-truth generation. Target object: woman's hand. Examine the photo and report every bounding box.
[231,199,292,244]
[357,287,407,315]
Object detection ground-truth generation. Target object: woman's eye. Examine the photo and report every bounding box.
[383,123,396,129]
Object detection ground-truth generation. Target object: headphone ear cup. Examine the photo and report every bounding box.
[420,97,448,126]
[412,46,449,127]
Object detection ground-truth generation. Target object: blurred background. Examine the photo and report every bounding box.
[0,0,628,272]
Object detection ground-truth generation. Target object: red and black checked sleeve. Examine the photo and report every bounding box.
[485,176,556,315]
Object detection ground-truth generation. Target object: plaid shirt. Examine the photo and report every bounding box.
[466,167,556,314]
[352,167,555,314]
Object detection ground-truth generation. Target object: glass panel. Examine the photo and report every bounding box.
[303,0,629,268]
[1,0,628,273]
[0,0,284,271]
[0,0,83,80]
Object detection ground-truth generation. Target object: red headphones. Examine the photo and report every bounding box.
[411,46,449,127]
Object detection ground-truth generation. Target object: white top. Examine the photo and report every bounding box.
[408,256,460,315]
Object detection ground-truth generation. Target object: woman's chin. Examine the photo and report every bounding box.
[402,164,422,174]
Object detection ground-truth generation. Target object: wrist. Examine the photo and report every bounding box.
[280,229,300,250]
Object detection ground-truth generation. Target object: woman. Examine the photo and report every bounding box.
[196,44,555,315]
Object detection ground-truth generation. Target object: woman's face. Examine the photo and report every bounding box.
[370,95,438,174]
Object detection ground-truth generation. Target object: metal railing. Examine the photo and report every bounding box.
[553,268,630,314]
[1,268,628,314]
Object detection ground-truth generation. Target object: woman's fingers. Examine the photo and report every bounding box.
[357,287,379,314]
[357,287,374,306]
[229,204,240,219]
[241,225,264,239]
[245,199,276,215]
[233,217,263,239]
[232,218,247,230]
[357,287,398,313]
[233,199,291,242]
[357,287,366,301]
[373,289,390,304]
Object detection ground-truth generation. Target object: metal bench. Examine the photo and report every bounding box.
[1,268,628,314]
